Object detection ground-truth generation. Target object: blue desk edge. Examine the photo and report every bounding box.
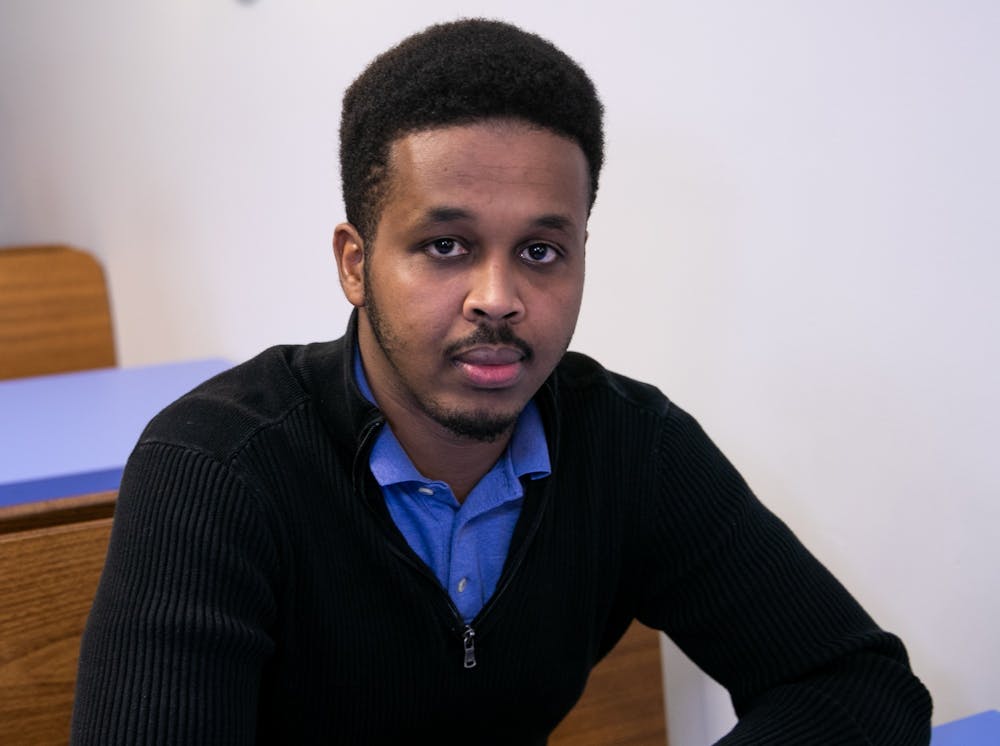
[931,710,1000,745]
[0,468,124,506]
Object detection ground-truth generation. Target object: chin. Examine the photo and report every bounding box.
[427,404,521,443]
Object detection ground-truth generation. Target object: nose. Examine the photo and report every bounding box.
[462,260,525,324]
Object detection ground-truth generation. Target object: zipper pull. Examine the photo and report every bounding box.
[462,625,477,669]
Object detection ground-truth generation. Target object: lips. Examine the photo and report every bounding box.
[452,346,525,388]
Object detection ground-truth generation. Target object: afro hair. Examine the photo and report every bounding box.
[339,19,605,243]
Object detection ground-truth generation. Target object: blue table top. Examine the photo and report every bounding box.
[931,710,1000,745]
[0,360,231,506]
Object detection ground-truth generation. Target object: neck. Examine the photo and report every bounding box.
[387,414,511,503]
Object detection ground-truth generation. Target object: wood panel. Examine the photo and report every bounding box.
[0,517,113,745]
[550,621,668,745]
[0,245,115,380]
[0,491,117,535]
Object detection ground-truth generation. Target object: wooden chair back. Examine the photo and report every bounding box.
[0,245,115,380]
[0,514,113,744]
[551,621,668,744]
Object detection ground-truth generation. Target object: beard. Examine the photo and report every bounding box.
[364,276,533,443]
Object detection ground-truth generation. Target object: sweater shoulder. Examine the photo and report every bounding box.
[555,350,673,419]
[138,341,337,462]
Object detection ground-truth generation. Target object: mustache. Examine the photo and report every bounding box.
[444,324,534,362]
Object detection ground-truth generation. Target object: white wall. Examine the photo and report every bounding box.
[2,1,997,740]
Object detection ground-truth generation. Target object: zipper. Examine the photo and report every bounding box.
[466,382,560,643]
[388,480,550,669]
[351,415,478,669]
[382,538,478,669]
[351,415,385,488]
[351,413,551,671]
[462,625,476,668]
[446,476,552,669]
[465,475,551,623]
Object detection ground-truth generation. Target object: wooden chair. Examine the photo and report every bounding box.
[551,621,668,744]
[0,245,115,380]
[0,508,113,744]
[0,243,117,740]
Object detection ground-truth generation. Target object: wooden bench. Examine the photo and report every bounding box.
[0,503,114,744]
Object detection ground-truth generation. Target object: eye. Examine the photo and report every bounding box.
[423,237,469,258]
[520,243,560,265]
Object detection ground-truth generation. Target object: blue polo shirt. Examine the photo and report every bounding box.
[354,351,551,621]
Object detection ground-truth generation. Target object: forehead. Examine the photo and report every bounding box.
[383,121,591,213]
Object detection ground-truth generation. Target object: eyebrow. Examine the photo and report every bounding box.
[532,214,574,232]
[421,207,576,233]
[424,206,473,224]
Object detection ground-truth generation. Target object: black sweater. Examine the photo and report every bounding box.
[72,319,931,744]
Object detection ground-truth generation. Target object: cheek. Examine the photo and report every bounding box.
[535,277,584,320]
[384,284,458,345]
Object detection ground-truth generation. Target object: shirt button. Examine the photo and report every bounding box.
[457,577,468,593]
[417,486,434,496]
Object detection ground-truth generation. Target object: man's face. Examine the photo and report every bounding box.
[338,120,589,442]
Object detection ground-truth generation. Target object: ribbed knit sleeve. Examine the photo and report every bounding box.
[635,405,932,744]
[71,443,279,745]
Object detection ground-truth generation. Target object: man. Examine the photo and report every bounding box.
[72,19,932,745]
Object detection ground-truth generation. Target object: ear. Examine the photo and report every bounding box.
[333,222,366,307]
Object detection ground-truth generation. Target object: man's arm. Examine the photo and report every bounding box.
[635,405,932,745]
[71,443,278,745]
